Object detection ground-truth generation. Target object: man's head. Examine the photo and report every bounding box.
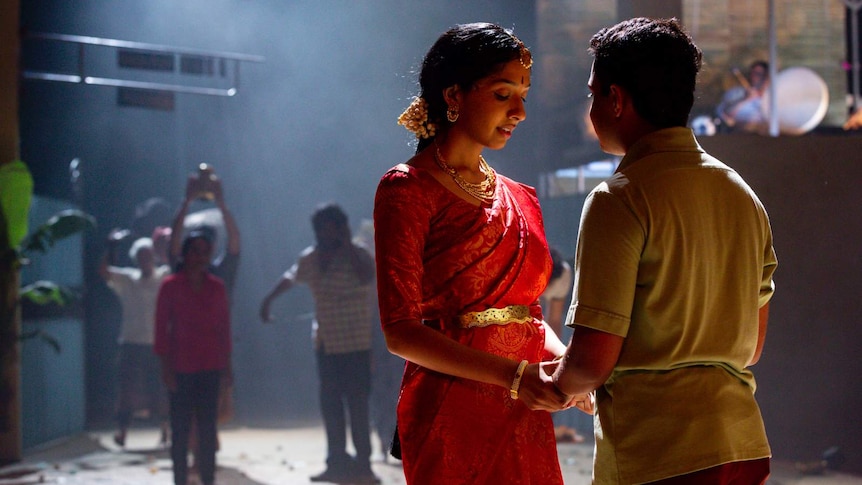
[747,60,769,90]
[589,17,702,130]
[129,237,155,274]
[311,202,350,252]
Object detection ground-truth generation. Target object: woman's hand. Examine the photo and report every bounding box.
[531,360,595,414]
[515,363,571,412]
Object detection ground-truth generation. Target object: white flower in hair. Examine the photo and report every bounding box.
[397,97,437,139]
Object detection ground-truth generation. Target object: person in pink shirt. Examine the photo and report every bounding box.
[154,230,232,485]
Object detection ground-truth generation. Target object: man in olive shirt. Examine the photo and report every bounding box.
[553,18,777,484]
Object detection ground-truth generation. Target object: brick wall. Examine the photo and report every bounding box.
[688,0,846,126]
[537,0,848,170]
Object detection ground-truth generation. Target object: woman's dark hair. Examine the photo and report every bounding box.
[589,17,702,128]
[311,202,348,233]
[180,228,214,258]
[416,22,529,152]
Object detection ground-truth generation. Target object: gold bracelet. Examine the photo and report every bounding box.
[509,360,529,400]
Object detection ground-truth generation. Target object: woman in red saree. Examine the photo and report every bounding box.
[374,23,588,485]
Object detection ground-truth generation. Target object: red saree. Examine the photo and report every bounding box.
[374,164,563,485]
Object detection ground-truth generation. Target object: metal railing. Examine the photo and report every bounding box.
[22,32,265,97]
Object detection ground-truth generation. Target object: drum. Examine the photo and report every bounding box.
[762,66,829,135]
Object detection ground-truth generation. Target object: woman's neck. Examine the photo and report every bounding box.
[435,134,483,171]
[184,267,207,288]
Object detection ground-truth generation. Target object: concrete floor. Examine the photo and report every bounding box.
[0,425,860,485]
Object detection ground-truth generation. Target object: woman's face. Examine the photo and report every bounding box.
[455,59,530,150]
[183,238,213,272]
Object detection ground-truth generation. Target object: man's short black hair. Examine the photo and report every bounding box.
[590,17,703,128]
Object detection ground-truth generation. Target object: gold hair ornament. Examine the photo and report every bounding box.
[397,96,437,139]
[510,33,533,70]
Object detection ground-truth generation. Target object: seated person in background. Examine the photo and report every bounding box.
[716,60,770,134]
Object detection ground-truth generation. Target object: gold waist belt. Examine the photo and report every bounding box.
[457,304,532,328]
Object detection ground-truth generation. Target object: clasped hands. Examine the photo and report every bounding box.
[515,360,595,415]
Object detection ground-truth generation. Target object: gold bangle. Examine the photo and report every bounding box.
[509,360,529,400]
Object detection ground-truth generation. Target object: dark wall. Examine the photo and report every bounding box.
[699,133,862,473]
[541,133,862,473]
[19,0,537,427]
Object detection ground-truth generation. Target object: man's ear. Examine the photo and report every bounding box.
[608,85,625,118]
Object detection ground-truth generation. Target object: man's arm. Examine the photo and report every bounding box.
[98,229,126,282]
[260,276,294,323]
[98,249,112,282]
[213,178,240,256]
[552,325,624,397]
[168,178,195,268]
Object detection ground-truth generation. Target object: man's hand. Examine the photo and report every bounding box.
[566,392,596,415]
[540,360,595,415]
[259,297,274,323]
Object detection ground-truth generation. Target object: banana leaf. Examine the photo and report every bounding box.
[18,209,96,256]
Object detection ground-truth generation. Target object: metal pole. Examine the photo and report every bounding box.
[768,0,779,136]
[845,0,862,113]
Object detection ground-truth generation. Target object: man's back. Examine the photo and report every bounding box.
[292,243,375,355]
[569,128,776,483]
[600,128,775,377]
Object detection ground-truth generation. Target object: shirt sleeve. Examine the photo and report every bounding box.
[566,188,643,337]
[759,212,778,308]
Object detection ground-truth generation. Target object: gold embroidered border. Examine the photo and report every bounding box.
[457,304,532,328]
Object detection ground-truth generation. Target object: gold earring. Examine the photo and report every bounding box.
[447,106,459,123]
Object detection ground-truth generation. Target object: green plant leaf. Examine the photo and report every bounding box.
[19,209,96,257]
[20,281,78,306]
[18,329,62,353]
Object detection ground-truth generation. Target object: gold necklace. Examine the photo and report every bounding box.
[433,141,497,203]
